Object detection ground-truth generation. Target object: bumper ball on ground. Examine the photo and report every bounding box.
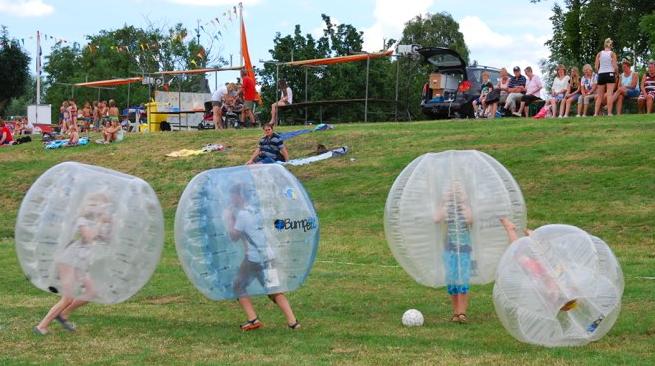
[493,224,623,347]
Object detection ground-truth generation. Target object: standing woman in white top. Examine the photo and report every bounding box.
[594,38,618,116]
[269,80,293,126]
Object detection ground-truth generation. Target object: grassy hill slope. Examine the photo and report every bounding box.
[1,115,653,365]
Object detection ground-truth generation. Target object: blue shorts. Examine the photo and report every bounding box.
[254,156,278,164]
[443,250,471,295]
[626,88,640,98]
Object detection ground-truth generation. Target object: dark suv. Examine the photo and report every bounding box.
[419,47,500,119]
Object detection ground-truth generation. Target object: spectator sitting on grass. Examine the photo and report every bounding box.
[638,59,655,114]
[21,117,34,135]
[102,119,121,144]
[0,119,15,146]
[246,123,288,164]
[503,66,527,115]
[577,64,597,117]
[614,58,640,115]
[514,67,543,117]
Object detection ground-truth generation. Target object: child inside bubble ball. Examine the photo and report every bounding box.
[33,192,113,335]
[224,183,300,331]
[500,218,578,313]
[433,181,473,323]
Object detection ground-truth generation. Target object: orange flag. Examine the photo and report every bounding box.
[240,16,261,102]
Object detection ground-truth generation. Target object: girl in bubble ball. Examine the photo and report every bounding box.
[33,193,113,335]
[224,183,300,331]
[433,181,473,323]
[499,218,578,313]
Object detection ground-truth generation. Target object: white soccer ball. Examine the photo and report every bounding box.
[402,309,424,327]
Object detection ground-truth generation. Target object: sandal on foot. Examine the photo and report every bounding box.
[457,314,468,323]
[560,299,578,312]
[288,321,301,330]
[33,326,48,336]
[240,317,263,331]
[451,314,461,323]
[55,315,76,332]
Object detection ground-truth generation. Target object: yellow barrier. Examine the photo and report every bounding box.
[145,102,169,132]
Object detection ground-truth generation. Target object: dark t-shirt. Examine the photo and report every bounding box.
[508,75,527,89]
[258,132,285,161]
[242,76,256,101]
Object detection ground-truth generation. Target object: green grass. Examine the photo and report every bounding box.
[1,115,654,365]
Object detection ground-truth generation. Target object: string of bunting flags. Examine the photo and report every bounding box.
[4,3,239,58]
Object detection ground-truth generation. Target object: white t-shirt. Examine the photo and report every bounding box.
[551,75,570,94]
[211,85,228,102]
[233,206,275,263]
[598,50,614,73]
[282,87,293,104]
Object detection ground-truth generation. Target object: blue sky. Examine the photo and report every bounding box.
[1,0,557,87]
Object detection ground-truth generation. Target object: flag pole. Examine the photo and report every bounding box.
[239,2,243,68]
[36,30,41,123]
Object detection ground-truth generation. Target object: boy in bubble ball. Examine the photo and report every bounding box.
[33,193,112,335]
[224,183,300,331]
[433,181,473,323]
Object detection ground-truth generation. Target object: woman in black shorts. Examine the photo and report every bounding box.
[594,38,618,116]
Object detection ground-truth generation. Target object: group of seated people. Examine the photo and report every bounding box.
[0,117,34,146]
[474,58,655,118]
[58,98,124,144]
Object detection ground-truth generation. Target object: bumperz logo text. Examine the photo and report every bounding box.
[274,217,317,232]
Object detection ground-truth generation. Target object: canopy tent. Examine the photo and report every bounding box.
[74,77,145,121]
[274,49,399,123]
[74,77,143,88]
[152,66,242,76]
[282,50,393,67]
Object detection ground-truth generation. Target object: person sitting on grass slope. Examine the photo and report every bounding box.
[246,123,289,164]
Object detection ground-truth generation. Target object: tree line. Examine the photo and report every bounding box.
[2,2,655,122]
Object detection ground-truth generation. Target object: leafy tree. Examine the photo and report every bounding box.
[0,26,31,117]
[639,12,655,59]
[400,12,469,64]
[43,24,222,121]
[4,76,43,117]
[540,0,655,71]
[258,15,397,123]
[397,12,470,118]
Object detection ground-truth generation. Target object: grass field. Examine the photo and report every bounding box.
[1,115,654,365]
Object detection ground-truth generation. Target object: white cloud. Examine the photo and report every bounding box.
[0,0,53,17]
[457,16,551,76]
[362,0,436,51]
[459,16,511,49]
[166,0,261,6]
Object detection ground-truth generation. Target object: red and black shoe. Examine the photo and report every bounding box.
[240,317,263,331]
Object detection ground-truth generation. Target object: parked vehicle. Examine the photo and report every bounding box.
[419,47,500,119]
